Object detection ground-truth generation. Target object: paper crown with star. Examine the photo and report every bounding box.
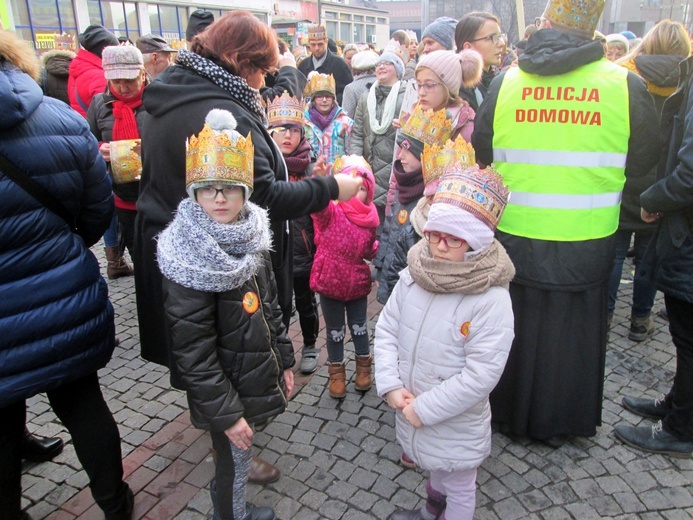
[422,136,476,187]
[185,109,254,198]
[267,92,305,128]
[433,165,510,230]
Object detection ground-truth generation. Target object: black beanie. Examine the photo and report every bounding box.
[79,25,119,59]
[327,38,337,53]
[186,10,215,42]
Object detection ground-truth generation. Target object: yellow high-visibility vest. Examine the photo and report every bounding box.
[492,60,630,241]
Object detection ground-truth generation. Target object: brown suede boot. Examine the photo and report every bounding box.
[105,246,134,279]
[328,362,346,399]
[355,354,373,392]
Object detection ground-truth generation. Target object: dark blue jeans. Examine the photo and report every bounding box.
[319,295,370,362]
[662,295,693,442]
[608,229,657,316]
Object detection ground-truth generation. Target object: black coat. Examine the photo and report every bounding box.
[163,254,293,431]
[297,49,353,105]
[472,30,662,289]
[638,56,693,304]
[134,63,338,371]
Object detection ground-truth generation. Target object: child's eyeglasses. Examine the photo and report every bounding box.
[424,231,466,249]
[196,187,244,200]
[270,126,302,137]
[415,81,444,92]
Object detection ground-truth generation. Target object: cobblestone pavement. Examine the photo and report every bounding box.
[22,245,693,520]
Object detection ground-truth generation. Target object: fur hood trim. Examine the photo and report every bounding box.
[0,30,41,81]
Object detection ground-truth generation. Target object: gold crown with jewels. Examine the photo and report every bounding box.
[422,136,476,187]
[400,105,454,148]
[267,92,305,128]
[433,165,510,230]
[308,25,327,42]
[185,123,254,191]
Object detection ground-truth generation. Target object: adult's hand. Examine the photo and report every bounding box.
[278,51,297,69]
[641,208,661,223]
[335,173,363,201]
[99,142,111,162]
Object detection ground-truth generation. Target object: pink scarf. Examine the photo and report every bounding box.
[341,198,380,228]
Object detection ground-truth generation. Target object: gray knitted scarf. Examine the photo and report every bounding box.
[157,199,272,292]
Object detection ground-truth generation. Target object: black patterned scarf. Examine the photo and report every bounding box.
[177,50,267,125]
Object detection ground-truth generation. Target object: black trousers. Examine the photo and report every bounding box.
[293,275,319,346]
[662,295,693,442]
[0,373,128,519]
[114,207,137,259]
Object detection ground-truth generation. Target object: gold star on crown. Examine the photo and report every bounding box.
[267,92,305,128]
[400,104,454,148]
[185,123,254,191]
[422,136,476,187]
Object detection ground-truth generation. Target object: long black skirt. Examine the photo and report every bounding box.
[490,280,609,440]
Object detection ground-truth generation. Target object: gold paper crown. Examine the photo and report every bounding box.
[433,166,510,230]
[306,72,336,97]
[400,105,454,148]
[308,25,327,41]
[267,93,305,128]
[422,136,476,187]
[333,155,372,176]
[543,0,605,39]
[186,123,254,192]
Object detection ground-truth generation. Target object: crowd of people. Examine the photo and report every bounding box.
[2,0,693,518]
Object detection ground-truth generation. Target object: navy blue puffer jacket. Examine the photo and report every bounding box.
[0,59,115,408]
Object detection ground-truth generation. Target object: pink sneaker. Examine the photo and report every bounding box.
[400,452,418,469]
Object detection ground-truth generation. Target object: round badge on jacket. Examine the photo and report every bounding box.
[398,209,408,224]
[243,292,259,314]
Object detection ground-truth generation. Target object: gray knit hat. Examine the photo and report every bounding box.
[422,17,458,51]
[378,51,404,80]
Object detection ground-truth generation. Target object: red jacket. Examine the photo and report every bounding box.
[68,49,107,117]
[310,202,377,302]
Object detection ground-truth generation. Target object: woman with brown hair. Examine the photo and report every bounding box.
[133,11,362,493]
[454,12,506,111]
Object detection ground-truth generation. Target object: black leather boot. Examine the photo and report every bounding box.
[21,428,64,463]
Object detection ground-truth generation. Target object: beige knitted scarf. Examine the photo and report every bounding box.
[407,238,515,295]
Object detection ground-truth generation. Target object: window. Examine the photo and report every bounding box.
[353,24,363,43]
[353,15,363,21]
[88,1,140,42]
[326,21,338,40]
[339,13,351,20]
[340,22,351,43]
[9,0,78,54]
[324,11,337,19]
[377,17,387,24]
[366,16,375,22]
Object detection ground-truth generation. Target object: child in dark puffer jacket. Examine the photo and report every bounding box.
[158,109,293,520]
[310,156,379,399]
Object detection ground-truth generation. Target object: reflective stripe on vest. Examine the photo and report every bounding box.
[492,60,630,241]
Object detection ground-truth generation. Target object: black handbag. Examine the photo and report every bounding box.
[0,152,77,232]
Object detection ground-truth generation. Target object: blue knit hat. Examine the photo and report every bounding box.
[422,17,458,51]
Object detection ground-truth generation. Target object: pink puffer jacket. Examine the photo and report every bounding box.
[310,202,378,302]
